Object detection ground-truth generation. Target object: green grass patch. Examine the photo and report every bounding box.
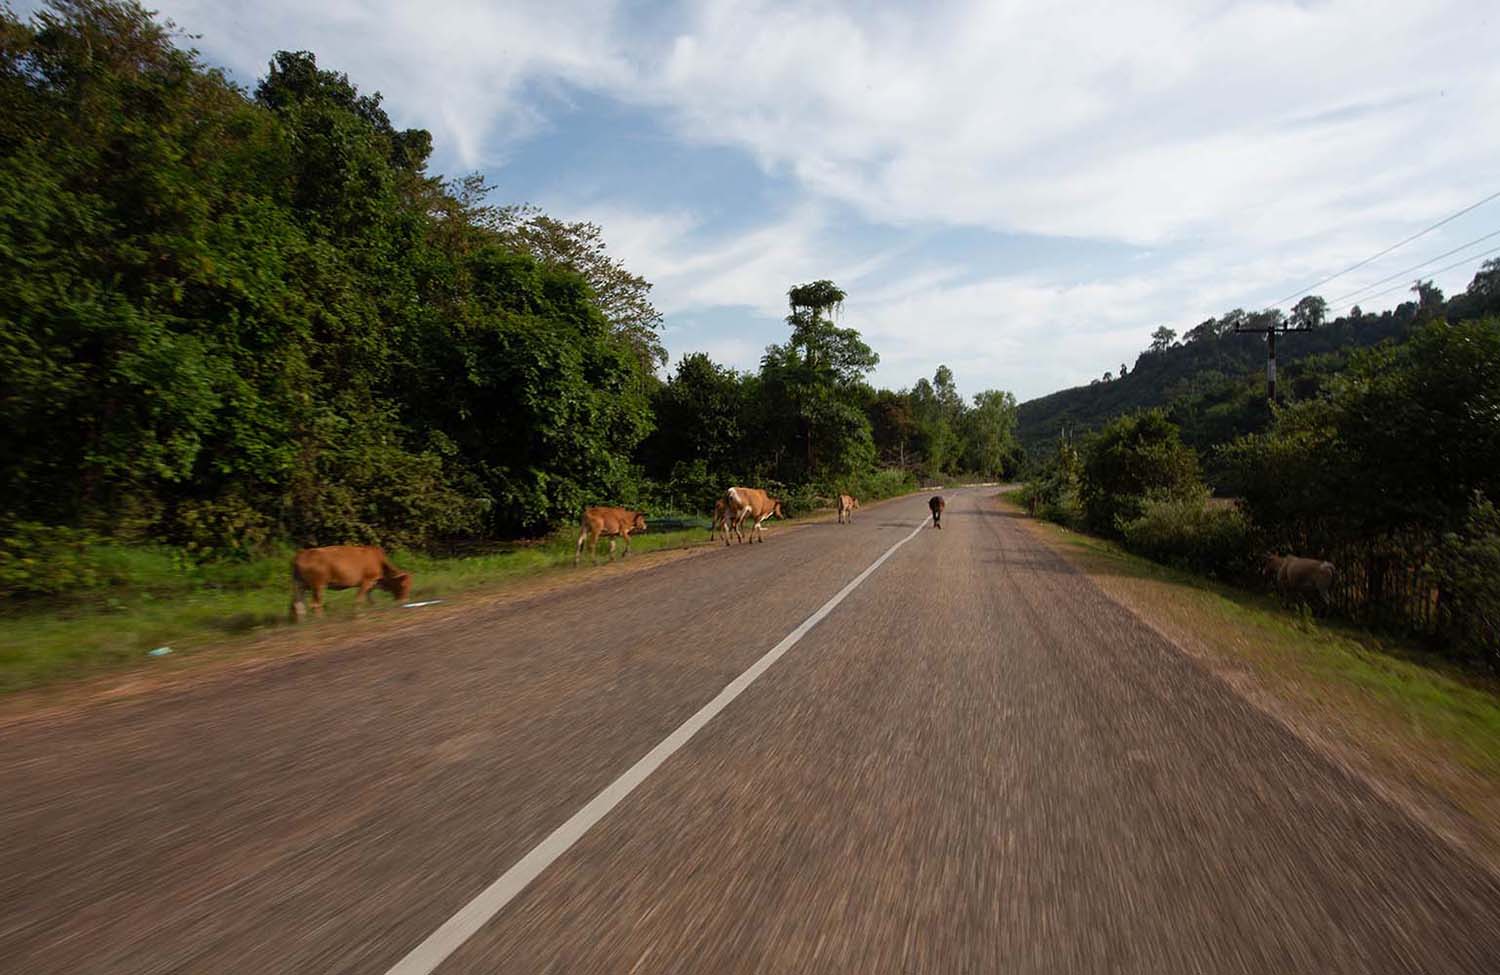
[0,524,716,695]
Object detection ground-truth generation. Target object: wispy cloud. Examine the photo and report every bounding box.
[116,0,1500,398]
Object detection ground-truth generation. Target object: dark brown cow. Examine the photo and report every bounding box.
[575,506,648,565]
[721,486,784,545]
[291,546,412,621]
[837,493,860,524]
[929,495,946,529]
[709,497,728,539]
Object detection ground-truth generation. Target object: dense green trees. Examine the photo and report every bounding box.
[0,1,1020,572]
[0,1,651,547]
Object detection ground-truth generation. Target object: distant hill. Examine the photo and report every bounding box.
[1017,306,1419,460]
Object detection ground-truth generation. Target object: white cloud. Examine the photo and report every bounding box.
[154,0,631,167]
[132,0,1500,399]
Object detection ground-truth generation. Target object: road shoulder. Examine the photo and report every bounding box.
[995,491,1500,874]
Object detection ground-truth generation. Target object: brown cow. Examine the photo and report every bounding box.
[575,506,648,565]
[291,546,412,622]
[721,486,784,545]
[1263,553,1335,610]
[709,497,728,539]
[929,495,946,529]
[837,494,860,524]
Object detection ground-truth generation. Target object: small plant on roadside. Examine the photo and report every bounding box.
[1118,489,1251,579]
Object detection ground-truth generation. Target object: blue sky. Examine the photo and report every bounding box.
[36,0,1500,401]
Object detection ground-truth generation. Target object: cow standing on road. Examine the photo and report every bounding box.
[709,497,728,539]
[721,487,784,545]
[291,546,412,621]
[837,494,859,524]
[576,506,648,566]
[929,495,946,529]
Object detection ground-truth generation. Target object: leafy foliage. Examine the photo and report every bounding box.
[1119,491,1251,579]
[1078,410,1202,536]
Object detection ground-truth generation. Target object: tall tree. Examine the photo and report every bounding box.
[1290,295,1328,330]
[493,205,667,370]
[1149,326,1178,352]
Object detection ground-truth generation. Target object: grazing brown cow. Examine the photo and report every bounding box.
[929,495,946,529]
[1263,553,1336,610]
[575,506,648,566]
[291,546,412,622]
[837,494,860,524]
[721,486,784,545]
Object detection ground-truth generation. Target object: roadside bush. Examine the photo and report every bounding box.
[0,523,103,597]
[1019,433,1084,528]
[1080,410,1201,537]
[1119,491,1252,578]
[1431,492,1500,664]
[844,467,918,504]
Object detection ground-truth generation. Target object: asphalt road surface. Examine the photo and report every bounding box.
[4,489,1500,974]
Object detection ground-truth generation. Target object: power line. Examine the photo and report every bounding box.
[1328,228,1500,306]
[1273,187,1500,306]
[1341,243,1500,307]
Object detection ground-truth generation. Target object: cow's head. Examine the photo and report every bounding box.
[633,512,648,532]
[1260,553,1283,577]
[851,497,860,509]
[381,571,413,603]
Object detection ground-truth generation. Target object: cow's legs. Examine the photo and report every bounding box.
[591,530,603,565]
[621,530,632,558]
[608,537,618,562]
[311,584,326,617]
[291,576,308,623]
[574,528,588,566]
[356,579,376,609]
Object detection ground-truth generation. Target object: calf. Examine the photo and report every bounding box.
[576,506,648,566]
[929,495,946,529]
[837,494,860,524]
[721,486,784,545]
[709,497,728,539]
[291,546,412,621]
[1263,553,1336,610]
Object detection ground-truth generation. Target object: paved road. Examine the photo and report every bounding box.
[4,489,1500,974]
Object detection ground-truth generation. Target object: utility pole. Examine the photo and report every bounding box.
[1234,316,1311,402]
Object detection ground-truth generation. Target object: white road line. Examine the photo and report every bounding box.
[384,513,934,975]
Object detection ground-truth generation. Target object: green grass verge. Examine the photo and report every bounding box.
[0,524,717,695]
[1008,494,1500,781]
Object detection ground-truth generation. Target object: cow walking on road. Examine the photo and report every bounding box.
[837,494,859,524]
[721,486,784,545]
[576,506,648,566]
[291,546,412,621]
[929,495,946,529]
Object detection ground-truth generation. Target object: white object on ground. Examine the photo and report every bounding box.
[147,647,172,657]
[402,600,443,609]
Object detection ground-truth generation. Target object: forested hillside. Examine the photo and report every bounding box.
[0,0,1019,588]
[1016,279,1500,475]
